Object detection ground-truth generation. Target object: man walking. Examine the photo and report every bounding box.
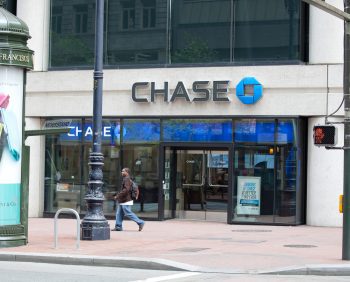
[112,167,145,231]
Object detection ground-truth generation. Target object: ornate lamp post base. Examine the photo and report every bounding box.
[81,219,110,240]
[81,152,110,240]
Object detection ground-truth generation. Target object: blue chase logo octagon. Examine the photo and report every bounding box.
[236,77,263,105]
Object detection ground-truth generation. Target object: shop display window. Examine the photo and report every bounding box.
[122,145,159,217]
[232,118,302,225]
[44,119,83,213]
[44,118,122,215]
[44,118,159,218]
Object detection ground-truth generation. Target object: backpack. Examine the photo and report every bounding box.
[130,180,139,200]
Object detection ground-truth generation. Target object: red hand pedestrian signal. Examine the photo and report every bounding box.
[313,125,337,146]
[314,127,325,143]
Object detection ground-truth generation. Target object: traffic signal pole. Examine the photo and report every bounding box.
[301,0,350,260]
[343,0,350,260]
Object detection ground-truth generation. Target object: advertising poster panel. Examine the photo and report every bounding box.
[237,176,261,215]
[0,66,23,226]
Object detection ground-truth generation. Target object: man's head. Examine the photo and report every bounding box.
[121,167,130,177]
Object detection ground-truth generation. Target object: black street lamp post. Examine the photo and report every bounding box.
[81,0,110,240]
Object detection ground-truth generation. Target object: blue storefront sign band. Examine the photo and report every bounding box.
[0,183,21,226]
[59,122,124,143]
[59,121,161,143]
[56,119,295,144]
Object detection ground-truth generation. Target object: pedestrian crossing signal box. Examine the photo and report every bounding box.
[313,125,337,146]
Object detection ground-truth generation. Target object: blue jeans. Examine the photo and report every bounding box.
[115,204,144,230]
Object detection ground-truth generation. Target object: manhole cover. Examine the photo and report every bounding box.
[172,247,210,252]
[232,229,272,232]
[284,244,317,248]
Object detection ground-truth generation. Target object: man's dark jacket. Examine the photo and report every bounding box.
[116,176,132,203]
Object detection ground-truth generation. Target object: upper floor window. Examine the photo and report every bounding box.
[122,1,136,30]
[52,6,62,34]
[74,4,88,34]
[142,0,156,29]
[49,0,306,68]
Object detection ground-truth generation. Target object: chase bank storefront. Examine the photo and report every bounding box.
[43,76,307,226]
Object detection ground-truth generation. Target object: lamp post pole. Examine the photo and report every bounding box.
[81,0,110,240]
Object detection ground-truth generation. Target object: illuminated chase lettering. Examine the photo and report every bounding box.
[67,126,114,137]
[132,81,230,103]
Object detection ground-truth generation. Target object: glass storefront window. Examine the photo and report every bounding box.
[123,119,160,143]
[43,117,304,225]
[44,119,83,213]
[122,145,159,218]
[277,119,296,144]
[275,119,298,224]
[163,119,232,142]
[44,118,159,217]
[44,118,121,215]
[232,118,300,224]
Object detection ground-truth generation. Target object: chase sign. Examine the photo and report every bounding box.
[131,77,264,104]
[236,77,263,105]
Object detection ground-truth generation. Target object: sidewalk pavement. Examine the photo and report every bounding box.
[1,218,350,275]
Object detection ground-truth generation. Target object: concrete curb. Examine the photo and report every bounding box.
[1,252,350,275]
[259,264,350,276]
[0,252,203,272]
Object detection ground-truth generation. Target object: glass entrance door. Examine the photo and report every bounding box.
[163,148,229,222]
[180,150,206,220]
